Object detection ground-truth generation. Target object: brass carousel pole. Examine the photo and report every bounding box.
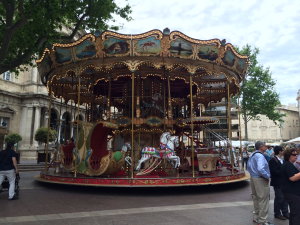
[70,76,73,137]
[45,84,53,174]
[181,128,184,174]
[75,75,81,178]
[190,75,194,178]
[131,72,135,179]
[163,67,166,131]
[64,99,67,143]
[238,94,243,171]
[227,82,234,174]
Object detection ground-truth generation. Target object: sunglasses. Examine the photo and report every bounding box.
[291,154,298,156]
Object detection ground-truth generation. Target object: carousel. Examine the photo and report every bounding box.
[34,28,250,187]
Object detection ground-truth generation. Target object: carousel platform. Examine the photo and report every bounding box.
[35,168,249,187]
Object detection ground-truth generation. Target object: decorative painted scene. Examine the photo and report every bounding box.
[236,59,246,73]
[42,54,52,72]
[75,41,97,59]
[169,38,193,57]
[55,48,72,64]
[103,38,130,55]
[222,49,235,67]
[135,36,161,55]
[198,45,219,61]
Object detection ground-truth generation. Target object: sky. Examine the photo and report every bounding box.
[111,0,300,106]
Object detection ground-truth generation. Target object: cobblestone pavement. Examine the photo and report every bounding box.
[0,171,289,225]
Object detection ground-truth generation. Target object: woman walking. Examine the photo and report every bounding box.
[281,148,300,224]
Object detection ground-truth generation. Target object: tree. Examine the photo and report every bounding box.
[34,127,57,152]
[4,133,22,144]
[0,0,132,76]
[234,44,285,140]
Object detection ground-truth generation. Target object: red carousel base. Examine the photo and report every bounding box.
[35,168,249,187]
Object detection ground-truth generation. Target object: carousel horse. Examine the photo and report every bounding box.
[121,142,132,166]
[135,132,180,170]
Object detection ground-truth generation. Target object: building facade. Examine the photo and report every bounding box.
[0,65,86,159]
[232,103,299,143]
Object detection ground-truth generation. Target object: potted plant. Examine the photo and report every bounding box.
[4,133,22,164]
[34,127,57,163]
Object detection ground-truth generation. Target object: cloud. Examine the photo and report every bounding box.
[113,0,300,105]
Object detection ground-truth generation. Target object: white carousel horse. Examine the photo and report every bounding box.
[164,136,180,168]
[135,132,180,170]
[121,142,132,166]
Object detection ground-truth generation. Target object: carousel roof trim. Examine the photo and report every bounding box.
[36,29,250,84]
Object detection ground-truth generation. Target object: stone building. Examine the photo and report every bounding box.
[0,66,86,159]
[232,103,299,143]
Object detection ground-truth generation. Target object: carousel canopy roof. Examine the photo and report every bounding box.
[36,28,249,106]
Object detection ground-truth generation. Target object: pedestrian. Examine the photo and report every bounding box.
[281,148,300,225]
[293,147,300,171]
[242,147,249,170]
[248,140,274,225]
[266,146,274,158]
[269,146,289,220]
[0,142,19,200]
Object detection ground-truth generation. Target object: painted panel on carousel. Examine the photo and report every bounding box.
[197,45,219,61]
[55,48,72,64]
[236,59,246,73]
[103,38,130,56]
[116,117,131,127]
[146,117,163,126]
[169,38,193,57]
[222,49,236,67]
[75,41,97,59]
[42,54,52,72]
[134,36,161,55]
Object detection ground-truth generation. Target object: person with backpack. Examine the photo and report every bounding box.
[269,146,289,220]
[242,147,250,170]
[0,142,19,200]
[248,140,274,225]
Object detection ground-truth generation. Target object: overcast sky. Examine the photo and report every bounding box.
[113,0,300,106]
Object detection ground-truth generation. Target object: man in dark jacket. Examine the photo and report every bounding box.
[269,146,289,220]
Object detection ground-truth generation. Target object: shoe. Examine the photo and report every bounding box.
[253,218,258,223]
[274,215,286,220]
[9,195,19,200]
[283,215,289,219]
[258,222,275,225]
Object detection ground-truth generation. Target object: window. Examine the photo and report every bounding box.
[296,120,299,127]
[289,131,292,139]
[0,117,8,127]
[183,136,187,141]
[2,71,11,81]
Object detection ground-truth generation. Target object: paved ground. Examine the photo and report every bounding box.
[0,171,289,225]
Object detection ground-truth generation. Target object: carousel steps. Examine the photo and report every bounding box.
[18,163,52,172]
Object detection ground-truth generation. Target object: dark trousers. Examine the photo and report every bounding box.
[283,192,300,225]
[273,187,289,216]
[243,158,248,170]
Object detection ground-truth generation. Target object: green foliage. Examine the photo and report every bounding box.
[34,127,57,144]
[0,0,132,76]
[233,44,285,139]
[4,133,22,144]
